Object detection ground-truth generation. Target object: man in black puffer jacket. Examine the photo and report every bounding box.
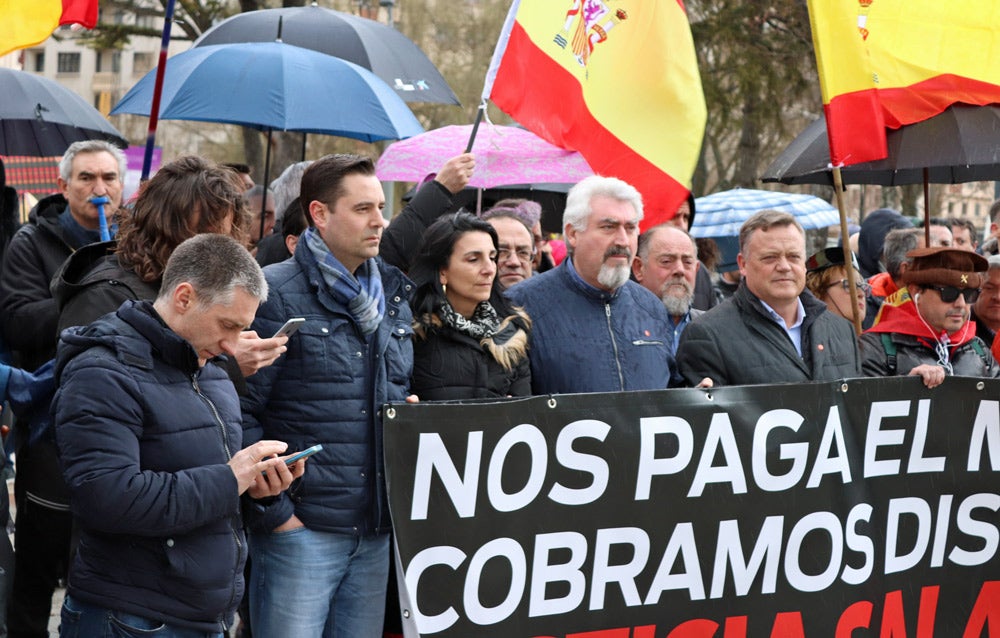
[52,235,301,635]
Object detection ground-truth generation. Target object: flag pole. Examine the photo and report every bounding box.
[141,0,177,181]
[832,166,862,335]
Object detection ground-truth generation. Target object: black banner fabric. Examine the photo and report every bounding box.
[384,377,1000,637]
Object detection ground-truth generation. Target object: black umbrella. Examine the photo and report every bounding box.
[193,5,460,106]
[0,68,127,156]
[403,182,570,234]
[761,104,1000,186]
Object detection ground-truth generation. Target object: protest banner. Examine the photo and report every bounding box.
[385,376,999,637]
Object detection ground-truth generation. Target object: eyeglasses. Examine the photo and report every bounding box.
[827,278,871,294]
[925,285,980,303]
[498,246,536,262]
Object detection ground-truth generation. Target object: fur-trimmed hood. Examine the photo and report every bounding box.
[414,306,531,372]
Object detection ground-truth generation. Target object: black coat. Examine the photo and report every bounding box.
[51,240,158,332]
[676,284,861,386]
[411,311,531,401]
[0,194,75,369]
[53,300,248,632]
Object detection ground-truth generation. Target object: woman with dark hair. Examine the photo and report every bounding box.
[407,211,532,400]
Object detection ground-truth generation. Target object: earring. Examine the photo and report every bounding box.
[442,283,447,296]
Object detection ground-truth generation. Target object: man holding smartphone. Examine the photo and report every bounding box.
[52,235,304,636]
[241,154,416,637]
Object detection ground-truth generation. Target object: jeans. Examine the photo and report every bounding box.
[249,528,388,638]
[58,596,224,638]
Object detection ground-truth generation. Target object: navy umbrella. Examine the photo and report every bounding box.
[194,5,459,106]
[0,67,127,156]
[112,41,424,143]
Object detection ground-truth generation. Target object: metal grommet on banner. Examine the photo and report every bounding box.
[547,397,557,409]
[386,406,396,419]
[977,381,985,391]
[841,383,849,393]
[402,609,411,619]
[704,392,713,401]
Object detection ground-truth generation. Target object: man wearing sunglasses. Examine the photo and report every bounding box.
[861,247,999,386]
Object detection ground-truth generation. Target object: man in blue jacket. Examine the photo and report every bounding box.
[506,175,675,393]
[52,234,301,636]
[240,154,415,637]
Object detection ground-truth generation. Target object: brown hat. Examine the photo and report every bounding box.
[901,247,988,288]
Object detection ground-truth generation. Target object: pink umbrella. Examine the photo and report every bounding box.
[375,124,594,188]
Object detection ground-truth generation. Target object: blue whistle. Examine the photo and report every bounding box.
[91,196,111,241]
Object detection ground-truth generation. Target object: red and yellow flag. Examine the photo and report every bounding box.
[809,0,1000,167]
[0,0,99,57]
[483,0,706,230]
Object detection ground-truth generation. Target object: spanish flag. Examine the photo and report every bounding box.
[484,0,706,230]
[809,0,1000,167]
[0,0,100,57]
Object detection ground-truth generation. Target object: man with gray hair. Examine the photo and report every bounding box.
[971,254,1000,348]
[506,175,675,393]
[53,234,303,634]
[866,227,921,327]
[0,139,127,635]
[632,223,703,354]
[676,209,860,386]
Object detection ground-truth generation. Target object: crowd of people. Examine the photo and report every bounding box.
[0,140,997,637]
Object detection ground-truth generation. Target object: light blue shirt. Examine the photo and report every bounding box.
[758,298,806,357]
[667,312,692,354]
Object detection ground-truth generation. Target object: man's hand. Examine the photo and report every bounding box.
[907,363,946,388]
[695,377,714,389]
[229,440,304,497]
[433,153,476,195]
[234,331,288,377]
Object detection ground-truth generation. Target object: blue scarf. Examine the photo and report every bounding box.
[303,227,385,335]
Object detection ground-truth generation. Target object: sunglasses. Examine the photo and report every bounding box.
[925,285,980,303]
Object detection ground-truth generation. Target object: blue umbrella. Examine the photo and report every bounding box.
[691,188,839,238]
[111,41,424,143]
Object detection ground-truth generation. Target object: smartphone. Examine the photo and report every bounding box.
[272,317,305,339]
[283,444,323,465]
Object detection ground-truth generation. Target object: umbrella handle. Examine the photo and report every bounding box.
[91,196,111,242]
[465,103,485,153]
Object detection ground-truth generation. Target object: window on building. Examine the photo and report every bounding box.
[112,51,121,73]
[133,52,154,75]
[32,51,45,73]
[57,52,81,74]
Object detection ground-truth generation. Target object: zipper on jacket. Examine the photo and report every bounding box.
[605,303,625,390]
[192,374,232,460]
[192,373,241,629]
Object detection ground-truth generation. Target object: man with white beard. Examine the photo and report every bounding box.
[506,176,675,394]
[633,224,703,353]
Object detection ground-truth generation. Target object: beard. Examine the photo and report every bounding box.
[597,262,631,290]
[659,278,694,316]
[661,290,693,316]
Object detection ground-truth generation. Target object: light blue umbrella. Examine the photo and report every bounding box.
[111,41,424,142]
[691,188,839,238]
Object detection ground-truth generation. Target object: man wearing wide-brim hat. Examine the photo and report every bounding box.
[860,246,1000,386]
